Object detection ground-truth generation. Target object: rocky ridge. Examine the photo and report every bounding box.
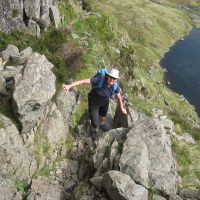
[0,44,199,200]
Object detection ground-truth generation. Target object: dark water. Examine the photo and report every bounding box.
[160,28,200,116]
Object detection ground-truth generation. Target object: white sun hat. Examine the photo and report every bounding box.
[106,68,120,79]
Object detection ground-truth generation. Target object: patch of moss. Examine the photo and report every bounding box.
[12,9,20,18]
[0,119,4,128]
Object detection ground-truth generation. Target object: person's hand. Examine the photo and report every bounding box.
[62,84,71,92]
[121,107,128,115]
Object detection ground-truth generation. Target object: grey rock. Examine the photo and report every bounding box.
[12,53,56,133]
[103,170,148,200]
[1,44,19,61]
[2,65,23,94]
[179,188,200,199]
[90,176,103,191]
[56,90,80,126]
[0,58,3,70]
[0,0,60,35]
[0,73,7,95]
[10,47,32,64]
[119,115,177,195]
[3,65,23,78]
[0,114,37,180]
[0,177,22,200]
[27,177,67,200]
[169,195,183,200]
[180,133,195,144]
[41,103,67,146]
[162,118,174,133]
[152,194,166,200]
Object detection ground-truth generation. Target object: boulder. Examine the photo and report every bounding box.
[10,47,33,64]
[161,118,174,133]
[27,177,67,200]
[12,53,56,133]
[103,170,148,200]
[119,114,177,195]
[1,44,19,61]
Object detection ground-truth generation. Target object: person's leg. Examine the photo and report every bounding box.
[88,103,100,129]
[99,101,110,131]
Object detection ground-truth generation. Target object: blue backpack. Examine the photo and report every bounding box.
[92,68,119,96]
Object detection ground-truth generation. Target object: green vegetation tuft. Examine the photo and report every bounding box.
[64,132,74,158]
[0,119,4,128]
[32,164,50,178]
[15,179,26,193]
[34,127,51,166]
[12,9,20,18]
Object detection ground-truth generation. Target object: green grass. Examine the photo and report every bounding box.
[34,127,51,166]
[32,165,50,178]
[172,141,200,188]
[170,111,200,141]
[15,179,26,193]
[59,0,77,25]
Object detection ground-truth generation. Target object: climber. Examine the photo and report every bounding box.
[62,68,127,133]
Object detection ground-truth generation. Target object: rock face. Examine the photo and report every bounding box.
[0,0,60,35]
[27,177,67,200]
[56,90,80,126]
[13,52,56,133]
[104,171,148,200]
[119,113,177,195]
[0,177,22,200]
[0,114,37,181]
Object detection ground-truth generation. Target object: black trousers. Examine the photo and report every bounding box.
[88,92,109,128]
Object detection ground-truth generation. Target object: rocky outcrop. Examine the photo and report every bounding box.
[119,112,177,195]
[0,0,60,35]
[13,52,56,133]
[0,114,37,181]
[104,171,148,200]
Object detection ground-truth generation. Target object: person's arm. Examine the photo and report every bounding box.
[62,79,91,92]
[116,92,127,115]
